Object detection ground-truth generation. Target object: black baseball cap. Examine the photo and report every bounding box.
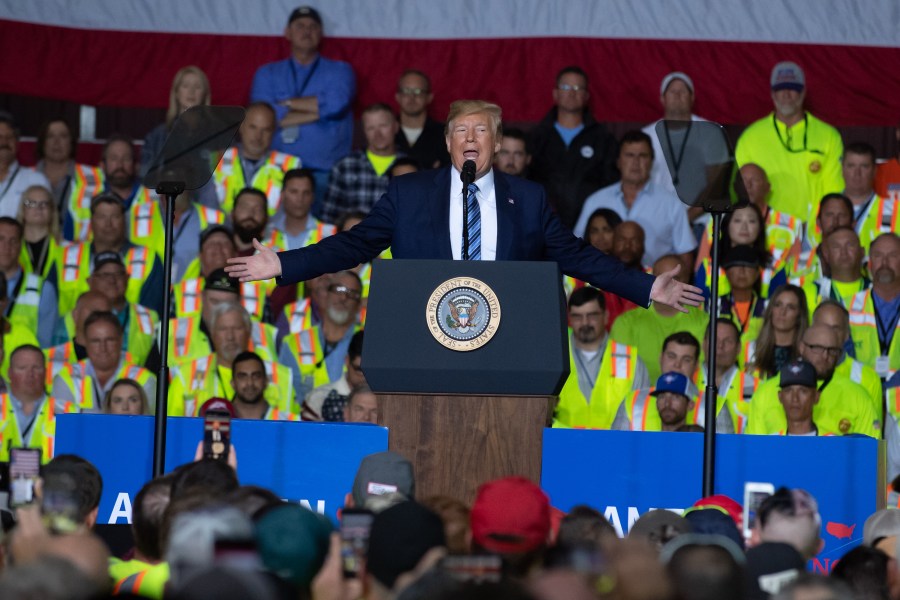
[722,245,762,269]
[205,268,240,295]
[92,251,125,273]
[779,359,817,388]
[288,6,322,25]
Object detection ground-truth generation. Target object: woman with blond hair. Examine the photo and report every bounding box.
[139,66,211,177]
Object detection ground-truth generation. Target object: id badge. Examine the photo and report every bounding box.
[876,355,891,378]
[282,126,299,144]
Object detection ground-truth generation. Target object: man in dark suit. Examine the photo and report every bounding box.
[226,100,702,311]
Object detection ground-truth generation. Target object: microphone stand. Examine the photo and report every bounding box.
[152,182,183,477]
[461,161,475,261]
[702,210,725,497]
[462,188,470,261]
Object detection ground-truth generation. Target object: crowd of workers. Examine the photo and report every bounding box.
[1,4,900,597]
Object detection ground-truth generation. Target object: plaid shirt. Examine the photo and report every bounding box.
[320,150,399,224]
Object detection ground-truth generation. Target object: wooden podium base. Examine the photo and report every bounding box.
[379,394,554,504]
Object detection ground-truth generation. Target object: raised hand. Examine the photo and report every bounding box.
[224,238,282,282]
[649,263,705,313]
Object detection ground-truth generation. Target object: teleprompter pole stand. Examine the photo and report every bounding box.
[702,210,724,498]
[653,118,737,498]
[152,181,184,477]
[141,104,245,477]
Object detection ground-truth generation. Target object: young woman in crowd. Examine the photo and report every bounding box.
[103,378,149,415]
[749,284,809,379]
[695,203,778,299]
[139,66,211,177]
[582,208,623,254]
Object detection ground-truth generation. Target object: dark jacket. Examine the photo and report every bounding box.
[395,117,450,170]
[277,167,654,307]
[527,108,619,233]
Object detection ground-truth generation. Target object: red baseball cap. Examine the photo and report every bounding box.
[198,397,235,418]
[693,494,743,529]
[470,476,550,554]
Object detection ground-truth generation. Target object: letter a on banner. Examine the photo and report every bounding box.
[108,492,133,524]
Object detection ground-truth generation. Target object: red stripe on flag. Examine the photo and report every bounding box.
[2,19,899,126]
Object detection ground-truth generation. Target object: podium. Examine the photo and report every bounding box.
[363,260,569,503]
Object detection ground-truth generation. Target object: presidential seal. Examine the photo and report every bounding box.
[426,277,501,351]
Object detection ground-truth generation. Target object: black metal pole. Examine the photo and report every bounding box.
[152,185,183,477]
[702,212,724,497]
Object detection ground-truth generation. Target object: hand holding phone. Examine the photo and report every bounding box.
[743,481,775,540]
[9,448,41,508]
[203,411,232,462]
[340,508,374,579]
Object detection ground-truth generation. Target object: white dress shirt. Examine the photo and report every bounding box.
[0,161,51,218]
[449,166,498,260]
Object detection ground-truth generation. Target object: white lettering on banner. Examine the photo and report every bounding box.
[108,493,133,524]
[298,499,326,514]
[603,506,685,537]
[105,494,327,525]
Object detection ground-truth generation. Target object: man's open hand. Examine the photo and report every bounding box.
[649,264,704,313]
[224,239,282,282]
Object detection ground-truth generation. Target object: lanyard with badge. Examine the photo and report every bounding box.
[873,298,900,377]
[771,113,825,173]
[282,57,321,144]
[854,192,877,224]
[662,121,692,186]
[0,165,21,206]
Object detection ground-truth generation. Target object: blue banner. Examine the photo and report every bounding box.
[541,430,881,573]
[56,414,389,524]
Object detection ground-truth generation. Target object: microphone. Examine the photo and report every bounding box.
[461,160,476,260]
[461,160,476,187]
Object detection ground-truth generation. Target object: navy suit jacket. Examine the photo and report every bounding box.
[278,168,655,306]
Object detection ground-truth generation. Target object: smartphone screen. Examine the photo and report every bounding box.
[203,411,231,462]
[9,447,41,507]
[341,509,374,578]
[42,488,82,534]
[743,482,775,539]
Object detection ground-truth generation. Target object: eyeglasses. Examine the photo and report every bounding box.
[803,343,841,357]
[398,87,429,97]
[557,84,586,92]
[328,284,362,301]
[23,198,51,209]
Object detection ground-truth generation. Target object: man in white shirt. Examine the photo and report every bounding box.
[0,113,51,218]
[641,72,708,237]
[574,130,697,270]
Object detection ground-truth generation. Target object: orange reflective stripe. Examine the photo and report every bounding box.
[641,392,652,432]
[183,322,193,354]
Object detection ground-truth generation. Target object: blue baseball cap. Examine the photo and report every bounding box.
[651,372,698,399]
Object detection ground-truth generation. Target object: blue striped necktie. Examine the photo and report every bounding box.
[465,182,481,260]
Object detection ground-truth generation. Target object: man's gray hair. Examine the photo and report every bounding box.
[209,301,251,333]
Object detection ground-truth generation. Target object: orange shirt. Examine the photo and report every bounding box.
[875,158,900,201]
